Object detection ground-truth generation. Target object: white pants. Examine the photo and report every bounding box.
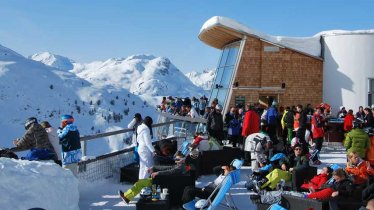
[63,163,78,177]
[138,150,154,179]
[251,159,259,171]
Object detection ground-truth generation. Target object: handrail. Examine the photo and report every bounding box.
[80,120,178,142]
[9,114,207,155]
[157,112,207,124]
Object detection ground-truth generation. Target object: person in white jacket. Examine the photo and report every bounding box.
[127,113,142,146]
[41,121,62,164]
[187,105,199,118]
[137,116,156,179]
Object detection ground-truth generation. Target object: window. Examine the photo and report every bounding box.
[235,96,245,108]
[209,41,241,108]
[369,79,374,106]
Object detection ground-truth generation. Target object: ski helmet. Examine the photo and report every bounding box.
[24,117,37,130]
[61,115,74,123]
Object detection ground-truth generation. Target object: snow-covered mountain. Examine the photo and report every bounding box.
[30,52,74,71]
[185,69,215,90]
[2,45,209,156]
[0,45,155,156]
[70,54,208,106]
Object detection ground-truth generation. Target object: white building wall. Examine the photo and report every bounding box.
[323,34,374,114]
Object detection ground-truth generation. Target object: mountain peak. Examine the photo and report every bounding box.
[0,44,25,61]
[125,54,156,61]
[30,52,74,71]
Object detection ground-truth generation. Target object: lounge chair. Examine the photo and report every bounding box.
[182,169,241,210]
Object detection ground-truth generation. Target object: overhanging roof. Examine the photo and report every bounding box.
[199,16,323,59]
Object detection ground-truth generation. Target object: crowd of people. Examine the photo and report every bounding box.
[3,96,374,209]
[153,96,374,209]
[157,96,209,118]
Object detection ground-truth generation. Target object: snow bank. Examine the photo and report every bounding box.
[0,158,79,210]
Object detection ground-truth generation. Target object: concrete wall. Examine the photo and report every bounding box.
[323,34,374,114]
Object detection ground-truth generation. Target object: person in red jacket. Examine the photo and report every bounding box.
[301,166,333,192]
[242,104,260,138]
[346,151,374,185]
[344,109,355,132]
[311,108,325,165]
[306,168,353,200]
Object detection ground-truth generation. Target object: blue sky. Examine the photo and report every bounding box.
[1,0,373,73]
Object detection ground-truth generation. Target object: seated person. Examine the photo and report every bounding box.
[306,168,353,201]
[280,143,309,173]
[118,152,191,204]
[346,151,374,185]
[260,144,308,190]
[300,166,333,192]
[190,132,210,151]
[181,165,235,204]
[362,183,374,210]
[153,139,176,165]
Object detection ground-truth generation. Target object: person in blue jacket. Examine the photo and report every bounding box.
[266,101,279,144]
[57,115,82,176]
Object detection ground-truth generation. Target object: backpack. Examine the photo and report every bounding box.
[248,135,266,152]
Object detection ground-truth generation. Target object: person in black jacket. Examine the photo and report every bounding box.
[283,107,294,145]
[207,105,224,145]
[364,107,374,128]
[361,183,374,210]
[296,104,309,153]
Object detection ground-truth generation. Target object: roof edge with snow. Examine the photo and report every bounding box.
[199,16,324,59]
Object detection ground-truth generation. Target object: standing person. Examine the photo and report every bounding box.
[199,96,207,116]
[311,108,325,164]
[364,107,374,128]
[344,120,370,159]
[283,107,294,145]
[137,116,156,179]
[41,121,62,165]
[57,115,82,176]
[265,101,279,144]
[242,104,260,139]
[12,117,57,161]
[192,97,200,114]
[187,105,199,118]
[127,113,142,146]
[227,112,241,147]
[296,104,309,153]
[356,106,365,121]
[344,109,355,132]
[337,106,348,119]
[207,105,224,145]
[203,107,211,119]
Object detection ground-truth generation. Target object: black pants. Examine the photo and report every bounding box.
[268,124,277,143]
[208,129,224,145]
[296,127,308,153]
[181,186,215,204]
[228,135,240,147]
[313,137,323,152]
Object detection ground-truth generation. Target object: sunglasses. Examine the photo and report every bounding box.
[294,148,302,151]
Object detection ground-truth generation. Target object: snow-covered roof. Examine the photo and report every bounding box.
[199,16,322,58]
[199,16,374,58]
